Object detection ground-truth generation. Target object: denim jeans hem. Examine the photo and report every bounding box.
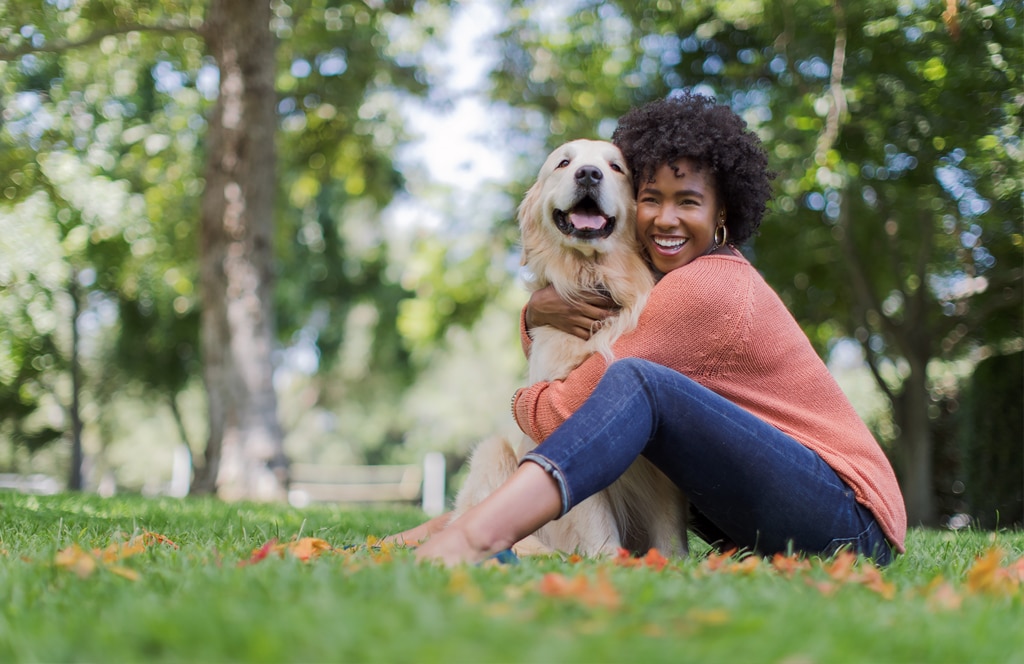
[520,452,571,518]
[821,507,894,566]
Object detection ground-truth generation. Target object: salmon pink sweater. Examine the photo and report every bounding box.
[513,252,907,552]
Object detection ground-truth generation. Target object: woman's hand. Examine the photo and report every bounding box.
[525,285,619,341]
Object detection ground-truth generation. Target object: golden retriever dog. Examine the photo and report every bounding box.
[453,140,689,558]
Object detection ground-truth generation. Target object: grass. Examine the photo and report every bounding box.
[1,491,1021,663]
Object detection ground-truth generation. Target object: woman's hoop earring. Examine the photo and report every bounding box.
[714,224,729,247]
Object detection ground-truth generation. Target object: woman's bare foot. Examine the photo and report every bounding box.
[415,462,561,566]
[414,520,500,566]
[381,511,453,547]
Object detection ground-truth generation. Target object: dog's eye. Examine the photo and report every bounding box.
[610,163,624,173]
[557,159,571,169]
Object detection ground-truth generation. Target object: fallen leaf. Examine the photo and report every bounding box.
[140,531,179,549]
[288,537,332,562]
[238,539,279,567]
[1005,556,1024,583]
[856,564,896,600]
[805,577,839,597]
[55,545,97,579]
[966,547,1020,596]
[538,571,620,609]
[771,553,811,577]
[924,577,963,611]
[642,548,669,571]
[822,551,858,582]
[702,548,739,572]
[685,608,731,626]
[106,565,141,582]
[613,548,641,568]
[447,568,483,603]
[96,540,146,564]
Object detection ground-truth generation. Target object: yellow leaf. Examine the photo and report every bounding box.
[107,565,140,582]
[684,608,731,626]
[966,547,1008,595]
[55,545,98,579]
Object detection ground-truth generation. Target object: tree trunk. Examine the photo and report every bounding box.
[896,356,937,526]
[192,0,288,500]
[68,271,84,491]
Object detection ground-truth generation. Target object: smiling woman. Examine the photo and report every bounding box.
[635,160,723,275]
[414,92,906,567]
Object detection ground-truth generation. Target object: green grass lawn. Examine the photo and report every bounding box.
[1,491,1021,663]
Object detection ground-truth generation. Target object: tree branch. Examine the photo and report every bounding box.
[815,0,848,162]
[0,21,201,62]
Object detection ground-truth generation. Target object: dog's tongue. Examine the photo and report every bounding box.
[569,212,607,231]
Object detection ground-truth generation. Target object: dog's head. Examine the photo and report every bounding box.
[518,139,635,261]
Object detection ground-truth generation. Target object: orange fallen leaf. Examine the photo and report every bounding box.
[642,548,669,571]
[288,537,332,562]
[612,548,669,571]
[823,551,858,582]
[924,577,963,611]
[96,540,146,564]
[856,564,896,599]
[140,531,179,549]
[966,547,1020,596]
[55,544,98,579]
[238,538,279,567]
[806,577,839,597]
[538,571,620,609]
[771,553,811,577]
[702,548,739,572]
[1005,556,1024,583]
[106,565,141,582]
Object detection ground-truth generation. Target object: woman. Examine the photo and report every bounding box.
[414,93,907,566]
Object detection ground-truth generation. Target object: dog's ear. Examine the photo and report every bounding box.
[517,180,543,266]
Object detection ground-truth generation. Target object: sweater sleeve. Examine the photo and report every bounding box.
[514,258,749,442]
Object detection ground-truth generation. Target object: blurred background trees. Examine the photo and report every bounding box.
[1,0,1020,526]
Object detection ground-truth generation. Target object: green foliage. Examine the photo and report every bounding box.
[0,492,1022,663]
[958,351,1024,528]
[0,0,470,468]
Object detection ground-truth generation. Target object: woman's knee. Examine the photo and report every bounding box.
[606,357,659,382]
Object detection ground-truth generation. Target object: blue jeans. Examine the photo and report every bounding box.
[522,358,893,565]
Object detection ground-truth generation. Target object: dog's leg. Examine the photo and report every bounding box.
[452,436,519,519]
[535,490,623,556]
[608,461,690,558]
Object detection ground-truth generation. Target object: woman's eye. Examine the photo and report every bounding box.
[557,159,571,168]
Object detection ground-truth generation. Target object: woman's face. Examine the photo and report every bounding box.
[636,160,723,275]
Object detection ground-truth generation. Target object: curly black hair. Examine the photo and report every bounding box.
[611,92,774,246]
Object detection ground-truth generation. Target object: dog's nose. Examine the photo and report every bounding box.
[575,165,603,187]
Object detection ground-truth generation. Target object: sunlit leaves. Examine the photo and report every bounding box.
[538,570,621,609]
[54,529,178,580]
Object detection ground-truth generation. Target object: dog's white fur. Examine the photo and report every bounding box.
[453,140,688,557]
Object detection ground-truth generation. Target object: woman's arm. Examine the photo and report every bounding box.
[515,260,745,442]
[524,285,619,341]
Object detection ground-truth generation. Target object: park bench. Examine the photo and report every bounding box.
[287,452,446,516]
[0,473,61,495]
